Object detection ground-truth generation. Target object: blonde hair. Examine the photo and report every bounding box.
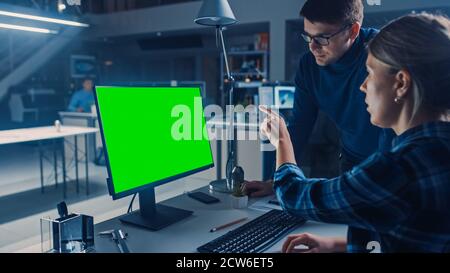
[368,13,450,118]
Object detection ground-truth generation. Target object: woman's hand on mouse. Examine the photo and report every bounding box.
[282,233,347,253]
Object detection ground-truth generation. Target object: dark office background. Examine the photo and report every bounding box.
[0,1,449,178]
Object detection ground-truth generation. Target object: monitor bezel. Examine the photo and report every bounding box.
[94,85,215,200]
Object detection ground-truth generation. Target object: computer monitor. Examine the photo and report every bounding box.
[94,86,214,230]
[258,85,295,109]
[274,86,295,109]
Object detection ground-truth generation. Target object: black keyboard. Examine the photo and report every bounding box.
[197,209,306,253]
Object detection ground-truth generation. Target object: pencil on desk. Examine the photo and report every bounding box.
[210,217,248,232]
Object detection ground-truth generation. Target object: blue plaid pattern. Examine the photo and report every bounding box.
[273,122,450,253]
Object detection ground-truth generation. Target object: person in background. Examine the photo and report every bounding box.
[260,13,450,253]
[68,78,95,113]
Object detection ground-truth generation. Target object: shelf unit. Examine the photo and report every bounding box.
[221,50,269,83]
[220,50,269,107]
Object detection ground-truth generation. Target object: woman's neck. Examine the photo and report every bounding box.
[393,106,444,135]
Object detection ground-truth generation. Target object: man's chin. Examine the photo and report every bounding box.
[315,60,328,66]
[315,55,339,66]
[314,57,329,66]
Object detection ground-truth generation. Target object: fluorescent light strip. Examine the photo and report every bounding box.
[0,10,89,27]
[0,23,57,34]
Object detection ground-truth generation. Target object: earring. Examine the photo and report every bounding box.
[394,97,402,104]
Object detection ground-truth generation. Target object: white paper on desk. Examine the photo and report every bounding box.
[248,195,281,212]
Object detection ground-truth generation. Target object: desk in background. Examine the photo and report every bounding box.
[93,183,347,253]
[58,111,101,162]
[0,126,98,198]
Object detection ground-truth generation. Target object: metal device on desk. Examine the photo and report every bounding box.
[98,229,131,253]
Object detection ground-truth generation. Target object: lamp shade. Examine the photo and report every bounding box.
[194,0,237,27]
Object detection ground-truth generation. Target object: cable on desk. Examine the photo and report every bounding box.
[127,193,137,213]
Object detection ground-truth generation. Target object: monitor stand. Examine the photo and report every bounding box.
[120,188,193,231]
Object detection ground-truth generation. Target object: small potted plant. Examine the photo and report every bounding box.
[230,167,248,209]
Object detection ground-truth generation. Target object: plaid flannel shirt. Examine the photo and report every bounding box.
[274,122,450,253]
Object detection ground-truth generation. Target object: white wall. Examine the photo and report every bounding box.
[86,0,450,81]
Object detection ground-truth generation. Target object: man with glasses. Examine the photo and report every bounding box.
[245,0,394,195]
[244,0,394,253]
[301,23,352,55]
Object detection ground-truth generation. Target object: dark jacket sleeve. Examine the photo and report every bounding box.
[289,57,319,164]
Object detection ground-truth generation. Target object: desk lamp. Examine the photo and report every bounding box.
[195,0,242,193]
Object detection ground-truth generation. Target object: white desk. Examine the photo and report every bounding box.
[58,111,100,162]
[93,184,347,253]
[0,126,98,198]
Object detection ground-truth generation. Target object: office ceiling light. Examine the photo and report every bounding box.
[194,0,237,26]
[0,10,89,27]
[0,22,57,34]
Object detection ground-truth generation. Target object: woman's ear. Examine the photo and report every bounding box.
[394,69,412,99]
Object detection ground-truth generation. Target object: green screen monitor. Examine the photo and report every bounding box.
[94,85,214,230]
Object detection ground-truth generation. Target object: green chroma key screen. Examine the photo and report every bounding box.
[95,86,214,196]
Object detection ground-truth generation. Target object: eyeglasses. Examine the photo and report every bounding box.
[301,24,352,46]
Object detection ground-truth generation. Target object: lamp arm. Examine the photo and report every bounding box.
[219,26,232,80]
[218,26,236,183]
